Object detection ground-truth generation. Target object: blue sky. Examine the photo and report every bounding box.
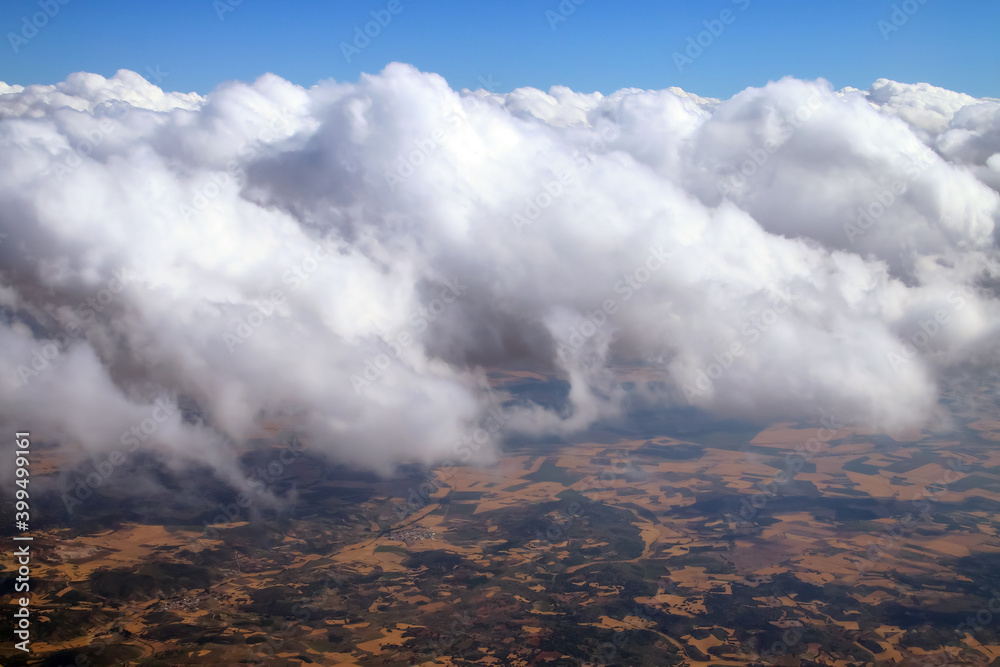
[1,0,997,99]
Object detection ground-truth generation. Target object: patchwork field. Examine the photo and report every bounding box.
[3,372,1000,665]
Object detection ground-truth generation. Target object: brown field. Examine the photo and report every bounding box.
[4,379,1000,665]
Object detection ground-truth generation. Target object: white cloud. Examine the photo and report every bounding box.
[0,64,997,485]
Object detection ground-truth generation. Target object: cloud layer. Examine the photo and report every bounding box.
[1,65,998,484]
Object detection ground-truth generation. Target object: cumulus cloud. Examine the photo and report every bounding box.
[0,65,998,487]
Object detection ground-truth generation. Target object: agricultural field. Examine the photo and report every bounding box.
[3,371,1000,666]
